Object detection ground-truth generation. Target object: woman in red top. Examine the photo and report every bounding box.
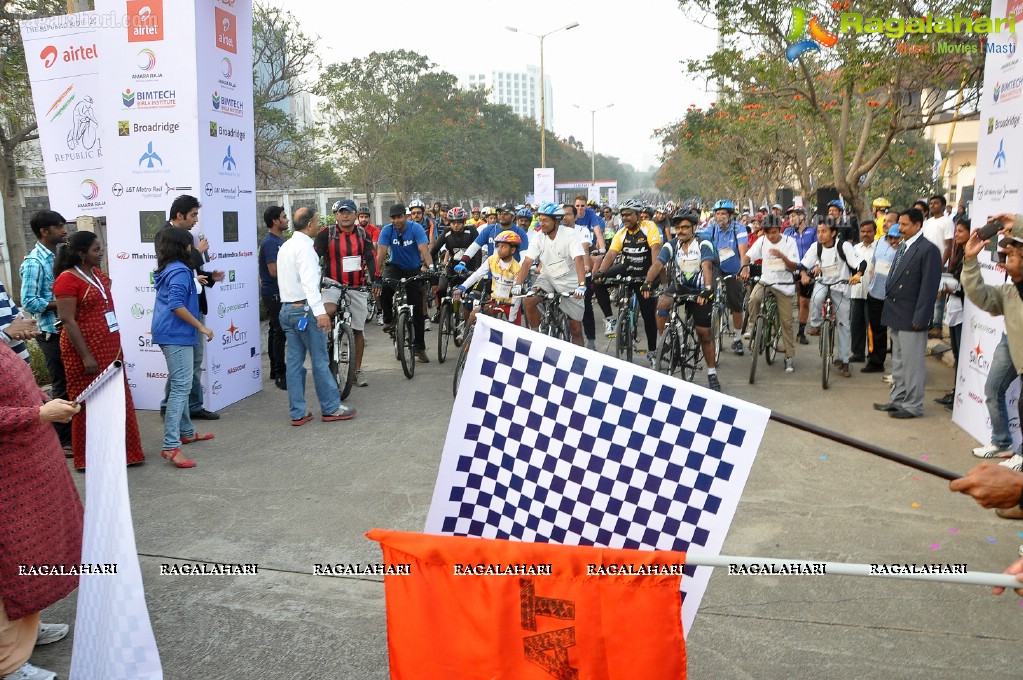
[53,231,144,470]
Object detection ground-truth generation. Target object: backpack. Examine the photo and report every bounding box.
[815,238,854,273]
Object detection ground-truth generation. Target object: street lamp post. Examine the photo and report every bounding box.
[573,103,614,183]
[506,21,580,168]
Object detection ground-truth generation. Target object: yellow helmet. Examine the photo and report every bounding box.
[482,206,497,216]
[872,197,891,209]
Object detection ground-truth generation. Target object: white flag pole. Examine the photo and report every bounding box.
[688,554,1021,589]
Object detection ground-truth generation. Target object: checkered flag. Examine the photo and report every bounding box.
[426,316,770,636]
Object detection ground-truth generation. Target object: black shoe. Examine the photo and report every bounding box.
[274,376,287,391]
[382,322,395,334]
[849,355,865,363]
[430,312,440,323]
[860,363,884,373]
[159,407,166,419]
[873,402,898,412]
[933,392,954,405]
[190,408,221,420]
[889,408,919,419]
[797,333,809,345]
[707,374,722,392]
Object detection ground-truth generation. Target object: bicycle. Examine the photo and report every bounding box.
[381,273,433,379]
[654,292,704,382]
[602,274,645,363]
[710,274,739,356]
[813,281,839,389]
[452,295,508,397]
[321,279,369,400]
[747,278,783,385]
[437,273,470,363]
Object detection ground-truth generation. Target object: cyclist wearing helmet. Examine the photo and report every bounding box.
[653,205,670,236]
[408,199,438,246]
[871,197,891,239]
[431,207,481,312]
[482,206,498,225]
[455,205,530,275]
[595,198,662,355]
[513,202,587,345]
[516,207,533,233]
[643,211,720,390]
[356,205,380,245]
[454,230,522,324]
[466,207,482,227]
[826,199,857,242]
[698,199,750,355]
[784,205,816,343]
[741,214,799,373]
[564,202,612,349]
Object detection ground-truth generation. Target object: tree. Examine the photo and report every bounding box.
[252,2,318,189]
[1,0,63,299]
[666,0,983,216]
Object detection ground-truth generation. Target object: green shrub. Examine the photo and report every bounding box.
[26,339,50,387]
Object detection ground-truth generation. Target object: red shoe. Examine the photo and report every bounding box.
[161,448,196,468]
[181,432,214,445]
[291,412,313,427]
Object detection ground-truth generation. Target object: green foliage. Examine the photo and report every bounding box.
[26,339,48,386]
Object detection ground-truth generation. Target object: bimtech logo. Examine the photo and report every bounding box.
[137,48,156,71]
[212,91,221,110]
[80,179,99,200]
[123,88,136,107]
[785,4,841,62]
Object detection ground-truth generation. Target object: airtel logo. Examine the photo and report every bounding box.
[40,45,57,68]
[216,0,236,5]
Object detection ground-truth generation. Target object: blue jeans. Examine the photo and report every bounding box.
[160,344,196,449]
[160,313,206,413]
[279,303,340,420]
[810,283,851,362]
[985,334,1016,450]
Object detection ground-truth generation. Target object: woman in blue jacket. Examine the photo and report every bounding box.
[152,228,214,468]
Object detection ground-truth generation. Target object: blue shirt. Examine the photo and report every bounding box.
[575,207,605,233]
[0,281,29,362]
[698,220,749,274]
[379,221,429,270]
[783,225,817,260]
[19,243,58,333]
[258,231,284,296]
[152,261,199,346]
[867,238,898,300]
[473,224,530,261]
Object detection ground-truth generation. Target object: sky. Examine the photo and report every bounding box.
[287,0,720,172]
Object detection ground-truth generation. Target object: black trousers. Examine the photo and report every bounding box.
[582,278,613,340]
[37,332,71,445]
[866,296,888,368]
[262,294,285,380]
[850,297,869,358]
[382,266,427,350]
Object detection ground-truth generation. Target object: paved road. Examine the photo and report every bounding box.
[30,313,1023,679]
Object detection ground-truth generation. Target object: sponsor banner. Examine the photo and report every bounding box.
[20,13,106,218]
[953,0,1023,447]
[533,168,555,205]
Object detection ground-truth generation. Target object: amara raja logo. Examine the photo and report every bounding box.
[137,48,156,71]
[127,0,164,43]
[784,4,840,62]
[215,7,238,54]
[80,179,99,200]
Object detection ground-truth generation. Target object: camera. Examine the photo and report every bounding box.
[977,219,1003,241]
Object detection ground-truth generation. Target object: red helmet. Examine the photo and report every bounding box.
[448,206,469,221]
[493,231,522,247]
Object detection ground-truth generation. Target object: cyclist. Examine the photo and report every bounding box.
[565,202,611,349]
[453,230,522,325]
[515,207,533,233]
[871,197,891,239]
[698,199,749,355]
[642,210,720,390]
[375,203,436,364]
[313,199,377,387]
[466,207,482,226]
[513,202,587,346]
[356,205,380,244]
[595,198,662,361]
[480,206,498,226]
[408,199,438,246]
[455,204,529,271]
[798,219,865,378]
[826,199,857,242]
[784,205,816,344]
[431,207,480,317]
[741,214,799,373]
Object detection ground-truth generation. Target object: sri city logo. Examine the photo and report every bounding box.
[785,5,840,61]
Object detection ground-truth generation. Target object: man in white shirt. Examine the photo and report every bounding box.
[277,207,356,426]
[513,203,587,346]
[741,217,800,372]
[849,222,876,362]
[922,194,954,337]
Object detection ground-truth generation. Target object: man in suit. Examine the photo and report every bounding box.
[873,208,942,419]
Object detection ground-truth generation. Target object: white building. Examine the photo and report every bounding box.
[461,66,553,131]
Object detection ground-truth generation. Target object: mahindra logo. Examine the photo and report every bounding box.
[117,252,131,259]
[40,45,58,68]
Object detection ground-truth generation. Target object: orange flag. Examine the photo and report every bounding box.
[367,529,687,680]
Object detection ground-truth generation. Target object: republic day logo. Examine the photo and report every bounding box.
[784,3,842,62]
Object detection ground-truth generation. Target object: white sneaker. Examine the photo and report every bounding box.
[355,371,368,387]
[2,663,56,680]
[882,374,893,385]
[784,357,794,373]
[972,444,1013,459]
[742,331,752,340]
[999,454,1023,472]
[604,318,616,336]
[376,313,384,326]
[35,622,69,646]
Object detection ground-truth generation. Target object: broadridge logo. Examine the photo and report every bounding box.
[987,114,1021,134]
[209,121,246,141]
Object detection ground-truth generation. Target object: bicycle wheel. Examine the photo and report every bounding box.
[820,319,832,389]
[615,306,632,362]
[452,299,466,347]
[711,301,723,354]
[678,325,700,383]
[437,301,452,363]
[335,324,356,400]
[655,325,679,377]
[764,312,778,366]
[748,316,763,385]
[452,326,474,397]
[397,311,415,379]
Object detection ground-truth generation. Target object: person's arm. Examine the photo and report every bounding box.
[597,229,624,275]
[55,294,99,374]
[363,233,377,283]
[375,243,389,278]
[457,259,490,293]
[429,231,446,261]
[942,238,952,268]
[172,306,213,341]
[513,256,535,287]
[960,231,1004,316]
[913,243,943,330]
[419,243,434,269]
[949,463,1023,509]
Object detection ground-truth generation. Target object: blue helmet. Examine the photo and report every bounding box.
[828,199,844,210]
[516,207,533,218]
[712,200,735,213]
[535,202,565,218]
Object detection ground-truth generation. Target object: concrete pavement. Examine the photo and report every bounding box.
[29,317,1023,679]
